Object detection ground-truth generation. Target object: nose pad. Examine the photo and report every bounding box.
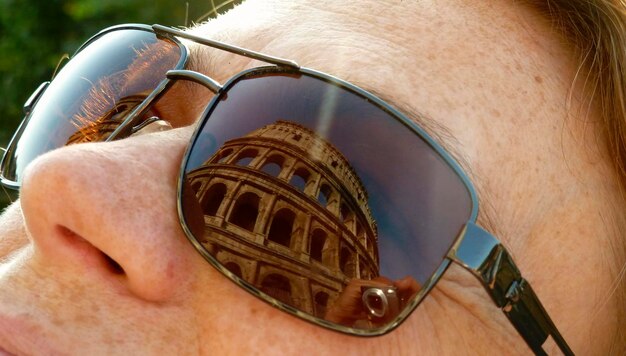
[18,128,197,302]
[131,117,173,137]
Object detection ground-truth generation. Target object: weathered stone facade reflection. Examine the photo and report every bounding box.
[187,120,378,318]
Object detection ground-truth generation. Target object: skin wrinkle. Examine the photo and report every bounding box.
[431,266,524,355]
[427,289,467,355]
[421,288,470,355]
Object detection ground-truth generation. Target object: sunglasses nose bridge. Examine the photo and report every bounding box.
[166,70,222,94]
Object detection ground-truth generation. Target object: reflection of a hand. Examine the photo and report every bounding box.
[394,275,421,302]
[325,276,421,328]
[325,277,391,325]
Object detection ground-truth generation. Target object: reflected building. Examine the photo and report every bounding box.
[187,120,378,318]
[67,96,148,144]
[66,118,119,145]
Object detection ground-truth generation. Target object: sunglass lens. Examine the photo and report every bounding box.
[181,70,473,331]
[1,27,181,185]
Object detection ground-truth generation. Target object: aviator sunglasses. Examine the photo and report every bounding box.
[1,24,573,355]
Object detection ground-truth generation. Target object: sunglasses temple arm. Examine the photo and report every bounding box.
[447,222,574,356]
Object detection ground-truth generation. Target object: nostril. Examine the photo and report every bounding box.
[55,225,125,275]
[57,225,89,247]
[103,253,125,275]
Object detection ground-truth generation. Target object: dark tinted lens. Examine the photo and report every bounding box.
[1,27,181,184]
[181,70,473,332]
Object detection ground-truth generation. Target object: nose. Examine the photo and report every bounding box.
[19,127,197,302]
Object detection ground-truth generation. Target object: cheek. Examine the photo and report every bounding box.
[0,203,29,261]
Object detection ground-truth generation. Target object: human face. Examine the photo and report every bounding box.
[0,0,622,354]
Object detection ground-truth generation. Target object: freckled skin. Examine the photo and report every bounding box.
[0,0,622,354]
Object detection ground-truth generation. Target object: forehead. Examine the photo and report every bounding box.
[189,1,565,91]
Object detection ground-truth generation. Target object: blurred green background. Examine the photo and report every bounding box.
[0,0,236,209]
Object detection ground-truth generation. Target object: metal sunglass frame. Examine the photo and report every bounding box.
[2,24,573,356]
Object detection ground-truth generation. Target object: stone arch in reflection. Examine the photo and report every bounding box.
[228,192,260,232]
[267,208,296,247]
[202,183,227,216]
[224,262,243,279]
[261,273,293,306]
[314,291,330,319]
[187,120,379,317]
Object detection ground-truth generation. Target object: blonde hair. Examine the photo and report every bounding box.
[526,0,626,352]
[539,1,626,176]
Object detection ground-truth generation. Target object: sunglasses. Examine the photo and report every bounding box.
[1,24,572,355]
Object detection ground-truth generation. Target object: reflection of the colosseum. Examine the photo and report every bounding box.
[187,120,379,320]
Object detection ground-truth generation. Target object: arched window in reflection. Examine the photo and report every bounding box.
[261,154,284,177]
[340,246,355,278]
[228,192,260,231]
[260,274,293,305]
[289,167,310,191]
[224,262,243,279]
[318,183,332,207]
[261,162,282,177]
[235,149,258,167]
[359,257,369,280]
[202,183,227,216]
[217,148,233,163]
[314,291,329,319]
[309,229,327,262]
[191,181,202,194]
[268,208,296,248]
[339,203,352,223]
[356,222,364,238]
[367,235,376,257]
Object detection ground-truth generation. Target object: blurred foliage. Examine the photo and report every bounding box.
[0,0,236,208]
